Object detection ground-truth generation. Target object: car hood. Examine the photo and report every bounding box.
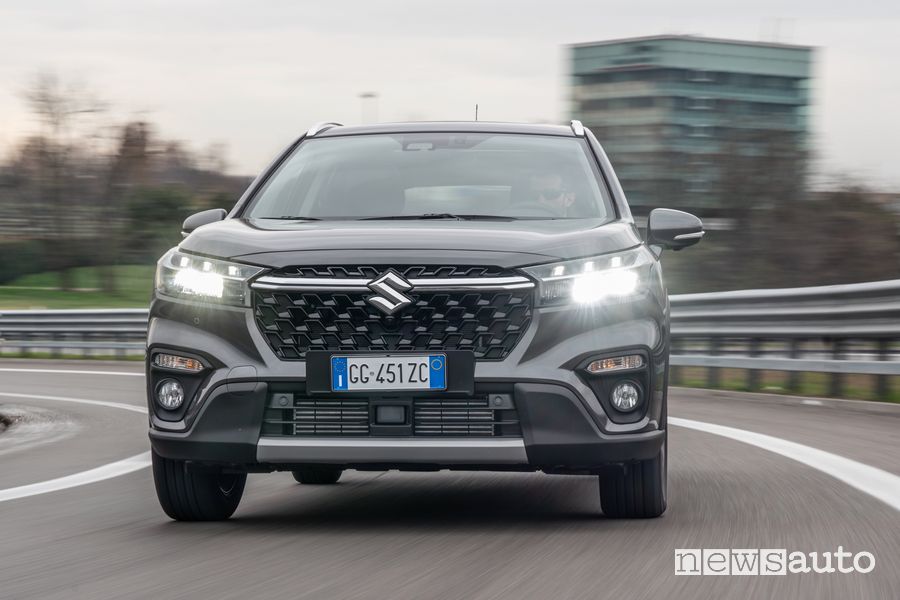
[179,218,642,268]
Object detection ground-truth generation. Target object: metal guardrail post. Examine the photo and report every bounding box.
[829,338,845,398]
[671,338,683,386]
[707,337,720,388]
[876,338,890,400]
[787,339,801,393]
[747,338,761,391]
[52,333,62,359]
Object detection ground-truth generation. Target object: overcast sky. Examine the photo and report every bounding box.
[1,0,898,187]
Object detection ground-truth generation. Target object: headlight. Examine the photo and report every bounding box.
[522,247,652,306]
[155,248,264,306]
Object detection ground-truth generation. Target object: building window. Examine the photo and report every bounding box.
[582,99,609,111]
[686,175,713,193]
[688,69,713,82]
[689,125,713,138]
[689,97,714,110]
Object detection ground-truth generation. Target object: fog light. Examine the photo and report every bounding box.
[585,354,644,374]
[156,379,185,410]
[610,381,641,412]
[153,353,204,372]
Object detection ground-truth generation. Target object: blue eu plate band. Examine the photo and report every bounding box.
[332,356,349,390]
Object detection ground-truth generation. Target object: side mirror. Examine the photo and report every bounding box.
[182,208,227,237]
[647,208,704,251]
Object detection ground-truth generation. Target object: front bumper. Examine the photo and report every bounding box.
[147,284,669,472]
[149,376,666,472]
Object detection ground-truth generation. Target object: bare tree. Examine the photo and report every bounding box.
[20,73,106,290]
[97,121,151,293]
[663,124,900,293]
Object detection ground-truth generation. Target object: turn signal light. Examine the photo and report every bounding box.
[153,353,204,373]
[585,354,644,374]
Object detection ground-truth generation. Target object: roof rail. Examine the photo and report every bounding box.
[306,122,343,137]
[569,120,585,136]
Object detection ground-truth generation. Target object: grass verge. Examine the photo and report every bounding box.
[0,265,154,309]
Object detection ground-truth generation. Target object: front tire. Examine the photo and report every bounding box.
[598,435,667,518]
[292,466,343,484]
[152,451,246,521]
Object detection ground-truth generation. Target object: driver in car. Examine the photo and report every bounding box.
[528,171,577,217]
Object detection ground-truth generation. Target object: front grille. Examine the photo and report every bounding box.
[262,395,521,438]
[253,265,533,360]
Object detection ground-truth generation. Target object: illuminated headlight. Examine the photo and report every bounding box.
[155,248,263,306]
[522,248,652,306]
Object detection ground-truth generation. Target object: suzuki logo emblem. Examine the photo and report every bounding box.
[366,270,413,315]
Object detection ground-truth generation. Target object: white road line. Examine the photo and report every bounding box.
[0,392,147,414]
[0,368,144,377]
[0,452,151,503]
[0,392,149,503]
[670,417,900,513]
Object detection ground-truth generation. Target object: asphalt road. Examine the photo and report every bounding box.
[0,359,898,599]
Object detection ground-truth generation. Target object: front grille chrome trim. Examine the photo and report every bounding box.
[252,275,534,292]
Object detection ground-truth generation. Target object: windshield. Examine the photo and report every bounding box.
[244,133,614,220]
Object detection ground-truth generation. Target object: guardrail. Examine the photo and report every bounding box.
[0,309,148,357]
[1,279,898,396]
[669,279,900,397]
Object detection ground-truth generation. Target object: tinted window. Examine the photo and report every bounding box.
[245,133,613,220]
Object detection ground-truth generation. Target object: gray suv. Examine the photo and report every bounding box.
[147,121,703,520]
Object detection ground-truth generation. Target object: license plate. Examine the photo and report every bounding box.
[331,354,447,391]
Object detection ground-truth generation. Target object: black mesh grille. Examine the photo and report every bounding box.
[270,264,515,279]
[254,287,532,361]
[282,399,369,436]
[262,395,521,437]
[413,399,498,436]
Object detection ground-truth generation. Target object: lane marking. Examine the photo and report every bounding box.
[0,392,147,414]
[0,452,151,503]
[670,417,900,513]
[0,368,143,377]
[0,392,149,503]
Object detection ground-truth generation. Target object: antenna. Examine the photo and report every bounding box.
[475,104,478,121]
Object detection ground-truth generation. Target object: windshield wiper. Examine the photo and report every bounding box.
[359,213,516,221]
[258,216,322,221]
